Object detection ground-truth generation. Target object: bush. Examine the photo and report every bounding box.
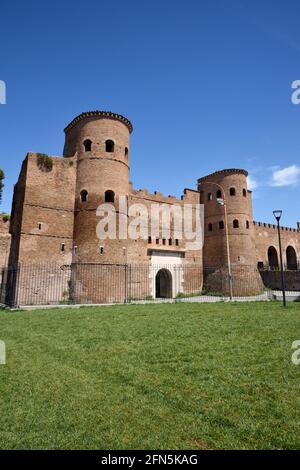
[1,213,10,222]
[37,154,53,172]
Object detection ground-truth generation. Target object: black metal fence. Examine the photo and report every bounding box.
[0,263,299,307]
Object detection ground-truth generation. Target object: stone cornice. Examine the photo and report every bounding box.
[198,168,248,182]
[64,111,133,134]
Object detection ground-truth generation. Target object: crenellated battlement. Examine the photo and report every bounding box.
[131,187,200,204]
[254,220,299,233]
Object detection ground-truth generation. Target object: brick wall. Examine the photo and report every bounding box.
[253,222,300,268]
[10,153,76,266]
[0,217,10,272]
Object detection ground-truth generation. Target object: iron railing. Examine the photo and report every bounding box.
[0,262,299,307]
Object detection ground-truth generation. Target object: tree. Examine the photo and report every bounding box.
[0,169,4,205]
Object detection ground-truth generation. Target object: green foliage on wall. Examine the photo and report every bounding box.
[1,213,10,222]
[36,154,53,172]
[0,168,4,205]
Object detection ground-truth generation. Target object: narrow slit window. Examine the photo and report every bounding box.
[80,190,88,202]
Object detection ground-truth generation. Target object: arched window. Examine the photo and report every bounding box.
[216,190,222,199]
[105,190,115,203]
[83,139,92,152]
[105,140,114,152]
[125,147,129,157]
[219,220,224,230]
[268,246,279,269]
[208,223,213,231]
[286,246,297,270]
[243,189,247,197]
[80,190,88,202]
[246,220,250,229]
[208,193,213,201]
[233,219,239,228]
[229,187,236,196]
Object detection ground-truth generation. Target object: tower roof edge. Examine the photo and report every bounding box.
[64,110,133,134]
[197,168,248,183]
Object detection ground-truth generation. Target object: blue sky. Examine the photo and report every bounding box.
[0,0,299,227]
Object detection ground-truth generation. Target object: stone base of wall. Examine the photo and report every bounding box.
[204,265,265,296]
[259,270,300,292]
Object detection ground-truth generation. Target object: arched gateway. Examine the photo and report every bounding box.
[268,246,279,269]
[155,269,173,298]
[286,246,297,270]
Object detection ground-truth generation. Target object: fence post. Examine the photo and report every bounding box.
[5,265,18,307]
[0,267,5,304]
[124,264,128,304]
[69,263,76,304]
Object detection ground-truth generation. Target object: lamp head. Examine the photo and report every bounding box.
[273,210,282,222]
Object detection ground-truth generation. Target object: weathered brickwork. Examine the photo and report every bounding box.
[253,222,300,269]
[198,170,257,268]
[0,217,10,269]
[9,153,76,266]
[2,110,300,304]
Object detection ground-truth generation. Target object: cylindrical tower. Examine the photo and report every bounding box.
[198,169,263,295]
[64,111,133,264]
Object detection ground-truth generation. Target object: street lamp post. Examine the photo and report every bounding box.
[201,182,233,300]
[273,210,286,307]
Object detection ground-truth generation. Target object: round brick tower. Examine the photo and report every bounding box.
[64,111,133,264]
[198,169,263,295]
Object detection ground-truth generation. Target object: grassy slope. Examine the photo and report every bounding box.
[0,302,300,449]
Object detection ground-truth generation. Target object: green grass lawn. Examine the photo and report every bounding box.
[1,301,300,450]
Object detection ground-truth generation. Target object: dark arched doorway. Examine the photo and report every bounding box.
[155,269,172,298]
[286,246,297,270]
[268,246,279,269]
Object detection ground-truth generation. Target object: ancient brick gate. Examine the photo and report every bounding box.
[1,263,299,307]
[1,263,202,307]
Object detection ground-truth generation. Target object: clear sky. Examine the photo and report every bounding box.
[0,0,299,227]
